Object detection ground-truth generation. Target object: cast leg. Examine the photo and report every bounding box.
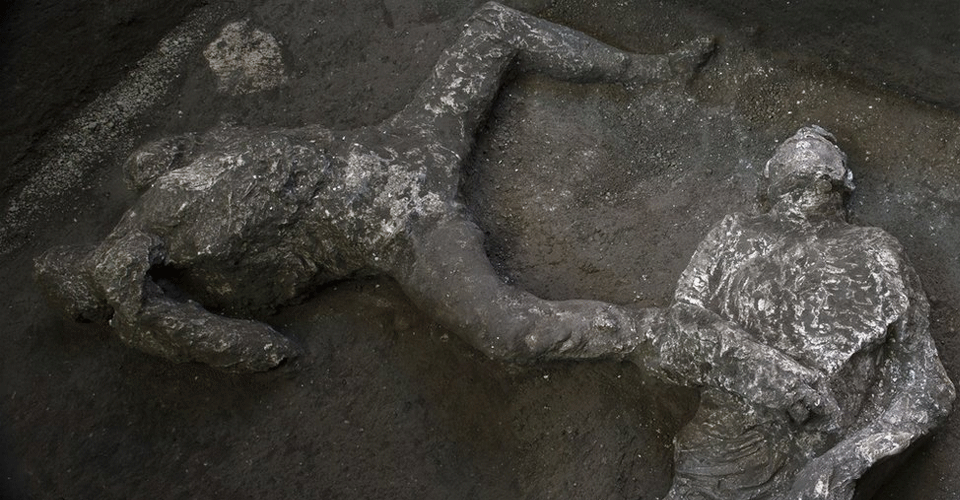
[385,1,690,160]
[85,230,298,371]
[395,216,639,362]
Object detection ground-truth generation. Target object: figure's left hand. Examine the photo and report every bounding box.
[787,451,860,500]
[785,372,841,432]
[735,347,840,430]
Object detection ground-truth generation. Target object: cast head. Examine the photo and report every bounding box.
[763,126,854,202]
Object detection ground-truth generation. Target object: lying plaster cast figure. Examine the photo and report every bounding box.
[35,2,832,420]
[648,126,956,500]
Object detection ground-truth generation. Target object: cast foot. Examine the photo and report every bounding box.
[667,36,717,81]
[526,300,637,360]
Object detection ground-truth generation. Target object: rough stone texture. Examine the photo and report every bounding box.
[4,0,960,499]
[0,3,231,254]
[29,4,956,497]
[203,20,288,95]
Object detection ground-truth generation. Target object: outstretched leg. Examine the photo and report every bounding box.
[395,216,640,363]
[385,1,713,161]
[46,229,298,371]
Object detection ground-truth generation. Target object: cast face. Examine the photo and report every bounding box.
[764,126,853,198]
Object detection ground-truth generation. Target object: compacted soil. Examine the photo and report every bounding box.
[2,1,958,498]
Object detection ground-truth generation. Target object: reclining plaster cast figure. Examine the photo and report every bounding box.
[36,3,832,415]
[648,126,955,499]
[34,1,681,370]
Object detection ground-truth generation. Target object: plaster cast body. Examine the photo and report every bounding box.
[36,2,727,373]
[650,127,955,500]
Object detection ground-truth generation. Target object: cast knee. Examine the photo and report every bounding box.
[34,245,112,323]
[122,133,199,191]
[467,2,516,36]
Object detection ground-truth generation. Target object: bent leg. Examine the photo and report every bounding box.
[386,1,678,160]
[34,245,112,323]
[85,229,298,371]
[395,216,639,362]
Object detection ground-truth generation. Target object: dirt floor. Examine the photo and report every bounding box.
[2,0,959,498]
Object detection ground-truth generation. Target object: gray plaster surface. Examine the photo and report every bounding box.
[2,0,959,499]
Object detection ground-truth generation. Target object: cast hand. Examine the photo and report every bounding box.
[787,452,860,500]
[743,353,840,430]
[786,372,841,431]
